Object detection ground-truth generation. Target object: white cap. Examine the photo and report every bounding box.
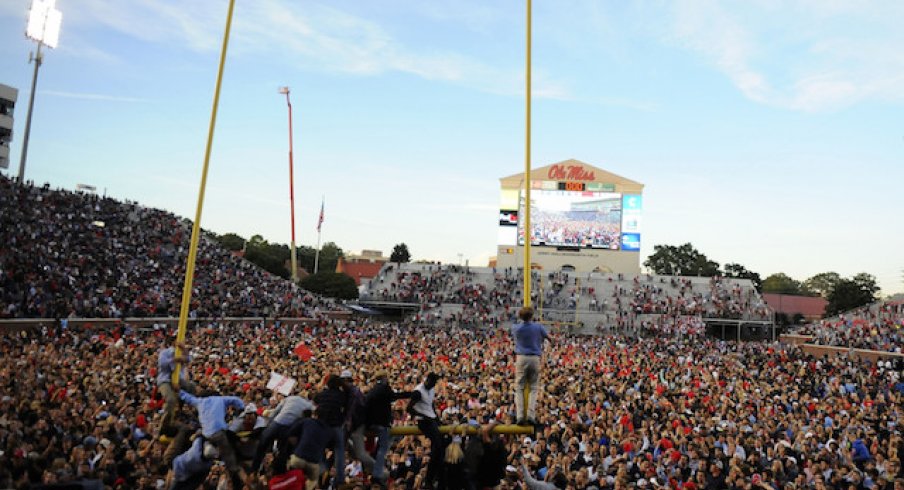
[340,369,353,379]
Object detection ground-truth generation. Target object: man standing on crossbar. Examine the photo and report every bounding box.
[511,306,549,426]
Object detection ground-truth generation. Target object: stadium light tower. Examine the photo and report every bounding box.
[18,0,62,183]
[279,86,299,281]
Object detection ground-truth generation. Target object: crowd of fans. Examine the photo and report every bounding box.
[607,276,770,321]
[1,317,901,489]
[2,178,902,490]
[796,302,904,353]
[0,177,339,319]
[365,266,772,333]
[528,212,620,249]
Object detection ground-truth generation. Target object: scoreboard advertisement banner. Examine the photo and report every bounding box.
[620,194,642,250]
[620,233,641,251]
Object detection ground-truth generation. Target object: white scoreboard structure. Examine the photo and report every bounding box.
[496,159,644,274]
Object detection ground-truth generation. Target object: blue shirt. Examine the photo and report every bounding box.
[157,347,190,386]
[511,321,549,356]
[179,391,245,438]
[173,437,213,482]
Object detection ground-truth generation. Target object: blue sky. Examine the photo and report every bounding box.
[1,0,902,294]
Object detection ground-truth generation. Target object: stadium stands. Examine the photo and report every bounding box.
[795,300,904,353]
[361,263,772,331]
[0,176,340,319]
[1,178,902,490]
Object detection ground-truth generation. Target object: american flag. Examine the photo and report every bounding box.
[317,198,324,232]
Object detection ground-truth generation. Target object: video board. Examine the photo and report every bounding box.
[498,188,643,252]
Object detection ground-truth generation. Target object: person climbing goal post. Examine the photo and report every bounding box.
[510,306,550,425]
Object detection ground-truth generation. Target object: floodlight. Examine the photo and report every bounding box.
[26,0,62,48]
[18,0,63,183]
[278,86,290,95]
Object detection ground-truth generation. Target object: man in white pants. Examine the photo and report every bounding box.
[511,306,549,426]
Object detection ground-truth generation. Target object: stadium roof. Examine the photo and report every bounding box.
[500,159,644,194]
[337,256,385,286]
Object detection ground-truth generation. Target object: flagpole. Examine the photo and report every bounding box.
[314,229,322,274]
[314,195,323,274]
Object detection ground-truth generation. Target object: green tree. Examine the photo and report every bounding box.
[294,242,343,274]
[722,263,763,291]
[296,245,318,273]
[643,243,719,276]
[215,232,246,251]
[390,243,411,263]
[825,273,879,316]
[244,236,290,279]
[300,272,358,300]
[802,272,841,298]
[762,273,802,295]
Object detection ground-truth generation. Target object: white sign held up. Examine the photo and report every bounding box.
[266,372,297,396]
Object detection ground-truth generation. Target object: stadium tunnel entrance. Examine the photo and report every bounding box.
[704,318,777,342]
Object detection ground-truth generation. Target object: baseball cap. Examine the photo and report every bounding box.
[243,403,258,415]
[340,370,353,379]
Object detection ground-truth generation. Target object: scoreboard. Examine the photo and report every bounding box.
[538,180,616,192]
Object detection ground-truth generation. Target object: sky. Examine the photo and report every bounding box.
[0,0,902,295]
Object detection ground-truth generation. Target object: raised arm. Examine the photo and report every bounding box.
[224,396,245,412]
[179,390,199,407]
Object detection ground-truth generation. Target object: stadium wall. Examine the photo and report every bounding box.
[495,245,641,274]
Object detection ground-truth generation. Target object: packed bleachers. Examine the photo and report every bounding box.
[362,263,772,331]
[795,300,904,353]
[0,176,340,319]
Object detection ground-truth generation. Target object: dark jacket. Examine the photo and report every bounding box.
[314,387,347,428]
[292,418,333,463]
[365,380,410,427]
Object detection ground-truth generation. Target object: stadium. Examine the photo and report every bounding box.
[1,2,903,490]
[2,161,902,489]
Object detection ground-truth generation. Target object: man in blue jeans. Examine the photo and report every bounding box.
[179,390,247,489]
[363,370,411,484]
[251,392,314,473]
[511,306,549,426]
[314,374,348,487]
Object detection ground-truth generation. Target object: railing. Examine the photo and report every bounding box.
[0,312,352,332]
[779,334,904,363]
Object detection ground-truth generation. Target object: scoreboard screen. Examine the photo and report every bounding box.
[518,189,622,249]
[557,182,585,191]
[498,182,642,252]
